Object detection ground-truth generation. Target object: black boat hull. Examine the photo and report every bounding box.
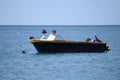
[30,40,109,53]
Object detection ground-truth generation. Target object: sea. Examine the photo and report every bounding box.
[0,25,120,80]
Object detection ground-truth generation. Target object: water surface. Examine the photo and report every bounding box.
[0,25,120,80]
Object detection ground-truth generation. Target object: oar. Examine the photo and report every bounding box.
[21,42,30,53]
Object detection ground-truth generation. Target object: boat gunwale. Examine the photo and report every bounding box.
[30,39,106,44]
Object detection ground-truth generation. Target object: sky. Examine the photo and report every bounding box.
[0,0,120,25]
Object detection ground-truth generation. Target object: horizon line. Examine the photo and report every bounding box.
[0,24,120,26]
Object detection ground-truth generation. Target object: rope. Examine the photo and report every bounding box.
[22,42,30,53]
[57,34,65,40]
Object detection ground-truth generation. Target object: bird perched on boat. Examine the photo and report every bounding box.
[40,29,47,40]
[85,38,91,42]
[52,30,56,35]
[42,29,47,34]
[93,35,102,42]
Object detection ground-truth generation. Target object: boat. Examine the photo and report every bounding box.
[30,29,110,53]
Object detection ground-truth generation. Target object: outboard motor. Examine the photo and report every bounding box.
[106,46,110,51]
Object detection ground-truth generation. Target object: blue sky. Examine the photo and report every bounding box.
[0,0,120,25]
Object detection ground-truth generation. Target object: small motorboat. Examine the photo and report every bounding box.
[30,29,110,53]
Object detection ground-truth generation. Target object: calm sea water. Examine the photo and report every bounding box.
[0,25,120,80]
